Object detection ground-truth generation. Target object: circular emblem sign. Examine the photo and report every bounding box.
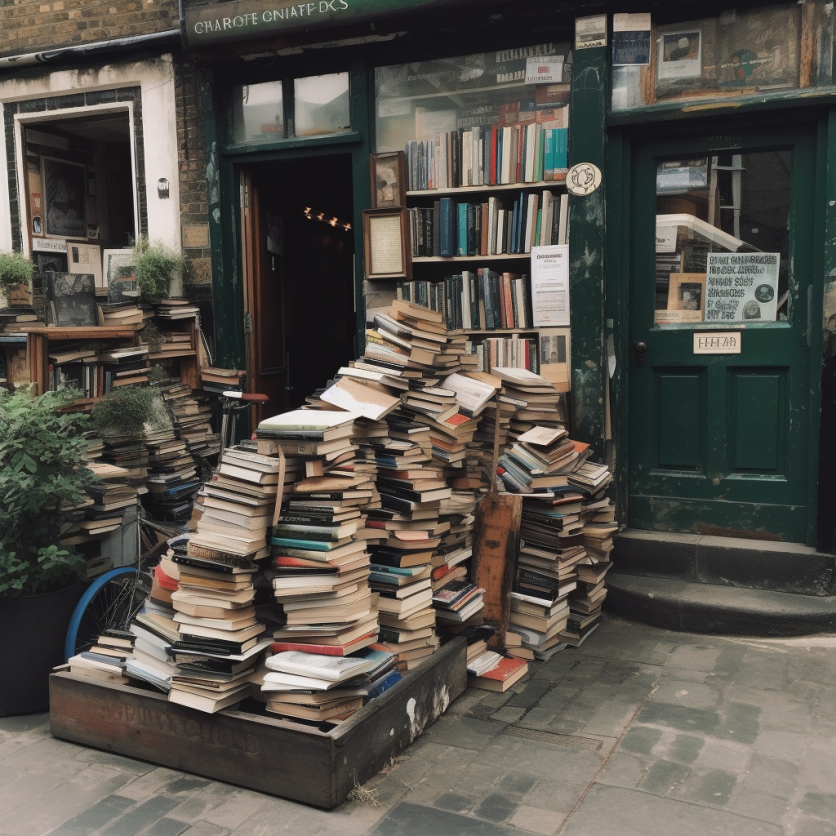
[566,162,602,196]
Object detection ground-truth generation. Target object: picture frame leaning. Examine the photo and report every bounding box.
[41,156,88,240]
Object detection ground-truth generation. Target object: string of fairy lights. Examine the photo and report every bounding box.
[303,206,352,232]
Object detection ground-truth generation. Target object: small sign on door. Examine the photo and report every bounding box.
[693,332,742,354]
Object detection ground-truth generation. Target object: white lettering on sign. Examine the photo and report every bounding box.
[192,0,348,34]
[693,332,742,354]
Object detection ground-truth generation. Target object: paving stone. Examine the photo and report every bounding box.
[433,792,476,813]
[667,645,723,672]
[685,769,738,806]
[728,789,789,823]
[167,797,213,823]
[650,681,722,711]
[798,793,836,821]
[507,805,564,835]
[790,816,836,836]
[99,795,180,836]
[166,777,212,795]
[523,780,587,814]
[143,819,190,836]
[198,789,269,829]
[742,755,799,798]
[636,702,720,735]
[180,825,229,836]
[798,739,836,794]
[425,717,504,751]
[0,767,16,789]
[369,802,517,836]
[44,793,134,834]
[666,735,704,764]
[0,715,49,735]
[620,726,662,755]
[753,730,809,761]
[495,773,538,795]
[715,703,761,744]
[639,760,691,796]
[491,707,526,724]
[518,708,558,729]
[561,784,782,836]
[473,793,518,822]
[505,680,555,710]
[595,751,647,789]
[71,749,155,776]
[582,700,638,737]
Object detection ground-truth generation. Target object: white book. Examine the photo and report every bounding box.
[558,193,569,245]
[265,650,374,681]
[496,209,506,255]
[437,133,448,190]
[500,127,512,184]
[541,191,554,248]
[462,129,473,186]
[514,278,527,328]
[257,410,360,432]
[461,271,472,330]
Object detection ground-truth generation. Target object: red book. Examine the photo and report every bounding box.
[469,656,529,692]
[270,631,377,657]
[154,565,178,591]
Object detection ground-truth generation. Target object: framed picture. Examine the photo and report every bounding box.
[370,151,407,209]
[363,208,412,281]
[103,248,138,302]
[666,272,707,322]
[41,156,87,240]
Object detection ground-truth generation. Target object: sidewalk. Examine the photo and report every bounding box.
[1,616,835,836]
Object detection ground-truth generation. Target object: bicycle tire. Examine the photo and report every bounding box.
[64,567,138,661]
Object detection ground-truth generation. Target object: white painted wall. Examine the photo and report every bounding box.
[0,55,182,292]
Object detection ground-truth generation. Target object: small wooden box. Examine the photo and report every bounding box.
[50,638,466,809]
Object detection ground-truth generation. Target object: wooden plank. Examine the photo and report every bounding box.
[18,327,140,337]
[50,673,334,807]
[49,640,466,809]
[471,493,522,650]
[331,637,467,806]
[800,0,816,89]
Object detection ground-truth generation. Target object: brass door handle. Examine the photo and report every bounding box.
[634,341,647,365]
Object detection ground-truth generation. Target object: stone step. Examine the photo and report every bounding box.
[606,572,836,636]
[613,529,835,596]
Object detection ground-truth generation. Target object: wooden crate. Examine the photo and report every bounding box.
[50,638,466,808]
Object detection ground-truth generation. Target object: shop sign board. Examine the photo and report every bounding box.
[184,0,467,47]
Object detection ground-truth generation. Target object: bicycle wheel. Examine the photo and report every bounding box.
[64,568,139,661]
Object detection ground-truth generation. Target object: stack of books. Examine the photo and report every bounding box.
[98,435,149,495]
[0,306,38,330]
[48,344,150,396]
[261,645,399,726]
[467,653,529,692]
[497,426,586,494]
[491,367,568,443]
[143,426,200,522]
[154,298,200,320]
[155,376,218,464]
[200,366,244,395]
[100,302,144,326]
[167,533,268,713]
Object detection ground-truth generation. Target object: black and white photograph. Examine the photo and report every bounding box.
[658,30,702,80]
[41,156,87,239]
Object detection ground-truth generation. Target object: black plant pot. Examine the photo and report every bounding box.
[0,582,83,716]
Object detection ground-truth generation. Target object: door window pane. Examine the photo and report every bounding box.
[232,82,284,144]
[294,73,350,137]
[654,150,791,325]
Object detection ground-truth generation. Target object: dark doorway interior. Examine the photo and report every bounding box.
[246,153,356,414]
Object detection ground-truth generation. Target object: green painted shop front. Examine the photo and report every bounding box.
[190,1,836,555]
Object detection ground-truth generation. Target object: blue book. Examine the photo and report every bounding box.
[365,670,402,701]
[555,128,568,170]
[457,203,468,256]
[544,130,554,181]
[439,198,455,257]
[270,537,342,551]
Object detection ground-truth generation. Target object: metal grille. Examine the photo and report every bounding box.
[504,726,603,750]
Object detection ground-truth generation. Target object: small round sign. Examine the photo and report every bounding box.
[566,162,602,196]
[754,284,774,303]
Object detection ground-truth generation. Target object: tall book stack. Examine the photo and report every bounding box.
[254,409,385,724]
[143,424,201,523]
[155,376,219,465]
[490,367,568,443]
[98,434,149,497]
[166,530,269,713]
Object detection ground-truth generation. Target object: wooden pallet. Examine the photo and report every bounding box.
[50,638,466,808]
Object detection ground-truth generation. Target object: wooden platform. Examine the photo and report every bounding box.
[50,638,466,809]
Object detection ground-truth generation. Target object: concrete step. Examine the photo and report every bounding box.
[606,572,836,636]
[613,529,836,596]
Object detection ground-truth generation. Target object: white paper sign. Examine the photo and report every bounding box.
[531,245,570,327]
[613,13,652,32]
[576,15,607,49]
[32,238,67,253]
[693,332,742,354]
[705,253,780,323]
[656,226,677,253]
[524,56,565,84]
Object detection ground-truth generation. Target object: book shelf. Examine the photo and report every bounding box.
[412,253,531,263]
[21,315,200,402]
[406,179,564,197]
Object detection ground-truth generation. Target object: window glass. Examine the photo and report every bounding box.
[293,73,350,137]
[654,150,791,325]
[232,81,284,144]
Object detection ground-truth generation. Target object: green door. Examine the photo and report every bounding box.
[628,124,819,543]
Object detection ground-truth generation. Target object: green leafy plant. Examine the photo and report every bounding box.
[147,364,169,385]
[91,386,172,438]
[133,237,183,302]
[0,250,34,294]
[0,389,91,597]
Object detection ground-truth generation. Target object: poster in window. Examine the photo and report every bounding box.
[41,157,87,240]
[370,152,406,209]
[657,31,702,80]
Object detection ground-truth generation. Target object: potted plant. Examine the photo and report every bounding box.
[0,388,91,715]
[0,250,34,307]
[91,384,172,439]
[133,237,184,304]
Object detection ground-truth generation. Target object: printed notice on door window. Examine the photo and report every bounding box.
[704,253,779,322]
[531,245,570,327]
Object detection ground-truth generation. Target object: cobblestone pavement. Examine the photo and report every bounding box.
[2,616,836,836]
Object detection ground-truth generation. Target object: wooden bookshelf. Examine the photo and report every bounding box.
[406,180,565,197]
[412,253,531,263]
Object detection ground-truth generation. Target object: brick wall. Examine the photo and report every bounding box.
[173,54,214,320]
[1,0,180,57]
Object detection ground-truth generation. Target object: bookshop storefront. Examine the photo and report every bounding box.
[185,0,836,557]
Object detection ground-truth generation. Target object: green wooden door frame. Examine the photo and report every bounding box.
[606,110,829,548]
[202,62,372,376]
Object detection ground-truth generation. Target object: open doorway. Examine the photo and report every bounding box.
[242,154,356,416]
